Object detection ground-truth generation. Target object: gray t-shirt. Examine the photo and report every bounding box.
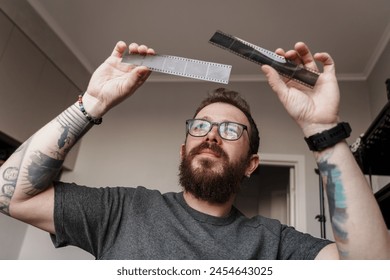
[51,182,332,259]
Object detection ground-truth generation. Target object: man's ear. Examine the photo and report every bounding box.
[245,154,260,177]
[180,144,186,159]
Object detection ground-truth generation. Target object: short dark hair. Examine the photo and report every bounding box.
[192,88,260,155]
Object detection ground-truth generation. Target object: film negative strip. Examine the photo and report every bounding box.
[122,53,232,84]
[209,30,319,88]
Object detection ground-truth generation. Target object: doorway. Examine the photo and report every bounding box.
[233,153,306,231]
[235,165,291,224]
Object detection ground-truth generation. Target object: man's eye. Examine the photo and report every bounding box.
[227,124,239,134]
[193,121,208,131]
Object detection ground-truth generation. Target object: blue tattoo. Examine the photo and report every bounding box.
[318,160,348,255]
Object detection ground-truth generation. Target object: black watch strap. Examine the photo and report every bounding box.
[304,122,352,151]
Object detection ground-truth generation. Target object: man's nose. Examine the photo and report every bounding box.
[204,125,222,144]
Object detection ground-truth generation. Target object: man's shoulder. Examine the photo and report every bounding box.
[129,186,180,198]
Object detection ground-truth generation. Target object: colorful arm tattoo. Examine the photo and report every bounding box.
[318,158,348,257]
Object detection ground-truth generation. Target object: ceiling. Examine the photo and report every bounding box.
[27,0,390,83]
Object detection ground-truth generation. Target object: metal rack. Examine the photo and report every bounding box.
[351,79,390,228]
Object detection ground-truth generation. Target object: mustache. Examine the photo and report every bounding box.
[189,142,228,159]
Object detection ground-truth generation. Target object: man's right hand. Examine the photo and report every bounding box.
[82,41,155,118]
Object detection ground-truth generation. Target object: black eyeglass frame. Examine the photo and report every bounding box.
[185,119,249,141]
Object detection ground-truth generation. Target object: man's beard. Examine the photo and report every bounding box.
[179,142,250,204]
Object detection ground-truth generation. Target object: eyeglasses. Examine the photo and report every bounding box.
[186,119,248,141]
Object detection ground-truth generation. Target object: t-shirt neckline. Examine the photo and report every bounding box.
[175,192,239,226]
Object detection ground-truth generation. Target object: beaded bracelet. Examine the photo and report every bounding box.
[78,95,103,125]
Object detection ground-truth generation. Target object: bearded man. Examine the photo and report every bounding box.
[1,42,389,260]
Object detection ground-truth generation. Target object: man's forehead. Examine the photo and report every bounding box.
[195,102,248,124]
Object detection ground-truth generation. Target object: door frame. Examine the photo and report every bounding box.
[259,153,306,232]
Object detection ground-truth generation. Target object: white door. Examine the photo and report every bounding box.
[234,164,293,225]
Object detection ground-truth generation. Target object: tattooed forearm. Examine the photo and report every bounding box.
[0,104,94,211]
[54,105,92,157]
[0,167,19,215]
[0,139,32,215]
[57,105,92,140]
[0,185,15,214]
[21,105,92,195]
[318,158,348,257]
[22,151,63,196]
[58,126,70,149]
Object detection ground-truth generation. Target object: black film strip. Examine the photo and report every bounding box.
[209,30,319,88]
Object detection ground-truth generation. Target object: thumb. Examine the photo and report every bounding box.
[125,65,152,90]
[134,65,151,81]
[261,65,289,96]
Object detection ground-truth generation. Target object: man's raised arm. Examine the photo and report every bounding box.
[0,42,155,233]
[262,42,390,259]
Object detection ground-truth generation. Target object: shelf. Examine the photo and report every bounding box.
[351,79,390,229]
[375,182,390,229]
[352,100,390,176]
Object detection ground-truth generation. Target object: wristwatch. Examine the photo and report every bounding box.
[304,122,352,152]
